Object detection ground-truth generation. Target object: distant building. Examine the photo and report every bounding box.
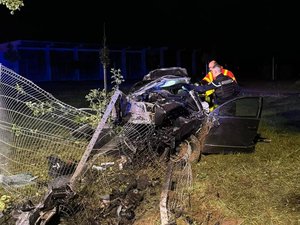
[0,40,202,82]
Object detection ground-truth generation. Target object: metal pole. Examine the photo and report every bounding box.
[272,56,275,81]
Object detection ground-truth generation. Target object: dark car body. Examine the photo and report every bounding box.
[121,67,263,154]
[203,96,263,153]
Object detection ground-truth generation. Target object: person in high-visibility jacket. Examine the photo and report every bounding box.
[183,63,240,111]
[200,60,237,108]
[201,60,237,85]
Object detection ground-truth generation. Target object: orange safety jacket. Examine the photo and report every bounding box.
[202,69,237,111]
[202,68,237,83]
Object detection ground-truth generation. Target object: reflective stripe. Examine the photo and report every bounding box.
[208,72,213,82]
[209,104,218,112]
[203,71,214,83]
[205,89,215,97]
[222,69,236,82]
[203,77,210,82]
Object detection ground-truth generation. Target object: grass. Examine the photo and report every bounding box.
[187,95,300,225]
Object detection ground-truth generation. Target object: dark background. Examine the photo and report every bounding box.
[1,0,300,80]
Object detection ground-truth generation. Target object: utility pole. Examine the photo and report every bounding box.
[100,23,110,92]
[271,55,275,81]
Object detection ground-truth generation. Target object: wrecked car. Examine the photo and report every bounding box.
[112,67,264,155]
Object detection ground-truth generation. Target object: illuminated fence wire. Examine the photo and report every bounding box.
[67,122,168,224]
[0,64,207,225]
[0,64,168,224]
[0,64,93,203]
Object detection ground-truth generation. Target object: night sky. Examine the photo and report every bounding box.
[1,0,300,78]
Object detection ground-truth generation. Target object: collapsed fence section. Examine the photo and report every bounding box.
[0,64,169,224]
[0,64,94,204]
[0,64,212,225]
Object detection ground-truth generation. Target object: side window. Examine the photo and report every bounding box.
[217,97,260,117]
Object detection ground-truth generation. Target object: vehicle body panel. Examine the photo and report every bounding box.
[203,96,263,153]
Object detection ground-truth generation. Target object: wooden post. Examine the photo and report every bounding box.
[160,161,174,225]
[69,90,121,188]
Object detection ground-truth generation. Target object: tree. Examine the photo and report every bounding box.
[0,0,24,14]
[99,23,110,93]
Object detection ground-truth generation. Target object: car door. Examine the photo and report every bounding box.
[202,96,263,154]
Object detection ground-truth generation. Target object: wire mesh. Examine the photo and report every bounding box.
[68,122,168,224]
[0,64,168,224]
[0,64,210,224]
[0,64,93,204]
